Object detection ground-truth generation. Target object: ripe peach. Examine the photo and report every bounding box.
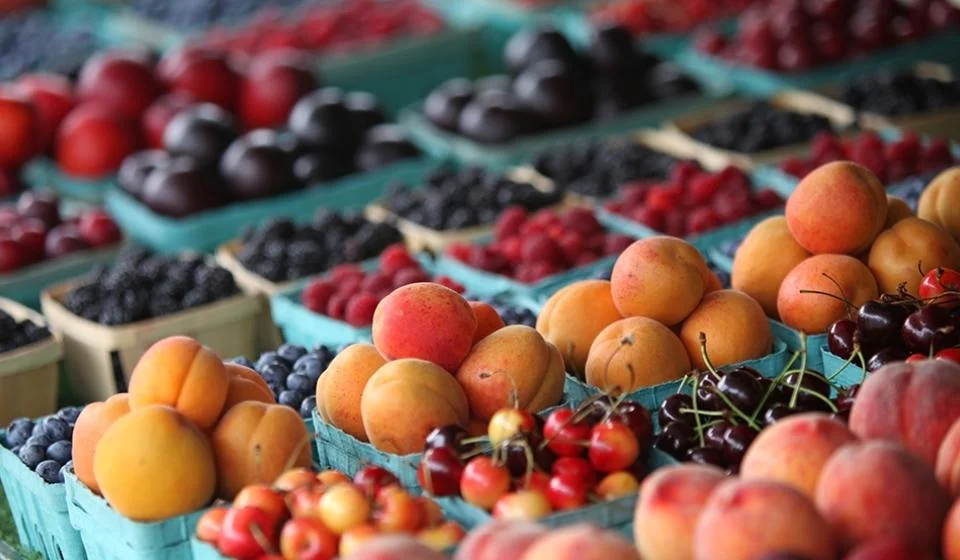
[695,479,836,560]
[72,394,130,494]
[93,405,216,521]
[867,217,960,295]
[372,283,477,373]
[221,363,275,414]
[361,359,470,454]
[536,280,622,375]
[470,301,506,344]
[610,237,714,325]
[740,413,858,499]
[732,216,811,318]
[455,326,564,421]
[128,336,229,430]
[815,441,949,553]
[936,417,960,497]
[777,254,879,334]
[339,534,448,560]
[453,520,548,560]
[679,289,772,369]
[918,166,960,244]
[211,401,312,499]
[634,464,727,560]
[850,359,960,466]
[944,500,960,560]
[786,161,888,255]
[885,195,913,229]
[520,524,640,560]
[585,317,691,394]
[315,343,387,441]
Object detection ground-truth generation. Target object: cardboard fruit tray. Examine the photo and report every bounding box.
[0,298,63,426]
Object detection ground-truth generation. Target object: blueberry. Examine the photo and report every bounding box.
[278,344,307,364]
[59,461,73,482]
[10,446,20,456]
[286,373,313,393]
[35,460,62,484]
[18,444,45,469]
[41,417,71,441]
[293,354,322,378]
[26,434,52,448]
[229,356,256,369]
[5,418,34,448]
[46,440,72,464]
[314,345,336,365]
[256,351,286,370]
[31,423,44,437]
[299,396,317,418]
[57,406,83,425]
[278,390,304,409]
[260,363,290,385]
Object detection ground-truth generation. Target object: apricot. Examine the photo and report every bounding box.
[536,280,622,375]
[372,283,477,373]
[520,524,639,560]
[867,216,960,295]
[340,534,448,560]
[815,441,949,553]
[72,393,130,494]
[679,289,772,369]
[211,401,312,499]
[469,301,505,344]
[785,161,887,255]
[885,195,913,229]
[944,500,960,560]
[585,317,691,394]
[455,326,564,421]
[221,363,275,414]
[361,359,469,454]
[315,343,387,442]
[937,417,960,497]
[731,216,811,318]
[610,237,714,326]
[918,166,960,244]
[777,254,879,334]
[634,464,727,560]
[740,413,858,500]
[93,405,216,521]
[850,359,960,467]
[128,336,229,430]
[453,520,548,560]
[694,479,836,560]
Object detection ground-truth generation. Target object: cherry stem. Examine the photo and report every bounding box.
[749,351,800,423]
[689,371,706,448]
[679,407,726,417]
[694,418,726,433]
[794,386,839,413]
[857,350,868,385]
[697,332,721,380]
[826,344,860,382]
[788,333,810,410]
[707,386,762,431]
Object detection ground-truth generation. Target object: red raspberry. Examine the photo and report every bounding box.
[695,28,728,54]
[330,263,365,282]
[380,243,417,276]
[646,186,684,214]
[495,206,528,241]
[687,173,723,206]
[434,275,465,293]
[557,231,585,264]
[669,161,701,189]
[326,292,350,320]
[779,156,812,178]
[810,131,846,166]
[921,138,954,172]
[631,206,665,231]
[336,275,363,298]
[302,279,335,313]
[447,242,472,263]
[360,272,393,294]
[500,236,523,263]
[522,234,565,266]
[344,293,378,327]
[715,166,751,195]
[850,140,889,184]
[712,188,752,223]
[468,245,509,274]
[753,189,784,210]
[529,209,561,230]
[621,183,651,209]
[603,234,634,256]
[885,136,921,175]
[545,224,567,241]
[392,267,430,288]
[604,201,625,214]
[574,251,601,266]
[560,207,603,237]
[687,207,720,234]
[663,210,688,237]
[519,219,546,236]
[584,233,607,253]
[521,261,562,283]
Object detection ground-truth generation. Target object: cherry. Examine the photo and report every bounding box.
[614,401,653,450]
[783,371,832,411]
[937,348,960,363]
[504,437,553,479]
[589,420,639,473]
[424,424,469,453]
[696,374,724,411]
[417,447,463,497]
[352,465,398,499]
[902,305,959,353]
[827,319,858,360]
[217,506,279,559]
[867,347,910,371]
[857,300,910,349]
[0,238,24,273]
[543,407,590,457]
[654,421,697,459]
[918,267,960,309]
[546,473,589,511]
[488,408,536,447]
[763,403,804,426]
[717,368,764,412]
[10,218,46,264]
[460,456,511,510]
[687,446,728,469]
[518,471,550,495]
[703,422,731,449]
[722,425,758,467]
[551,456,596,488]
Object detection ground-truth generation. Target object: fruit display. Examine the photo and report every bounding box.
[60,246,239,326]
[602,162,784,238]
[694,0,960,73]
[2,407,80,483]
[194,464,465,558]
[446,206,632,284]
[456,521,639,560]
[0,307,50,354]
[417,395,653,522]
[779,130,956,183]
[0,10,96,81]
[592,0,761,37]
[228,343,338,419]
[300,245,465,328]
[838,68,960,117]
[234,212,403,284]
[686,102,836,154]
[0,191,123,274]
[532,138,677,199]
[421,23,700,144]
[193,0,445,57]
[379,167,563,232]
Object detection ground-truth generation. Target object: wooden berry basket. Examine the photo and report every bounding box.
[0,298,63,426]
[41,279,260,403]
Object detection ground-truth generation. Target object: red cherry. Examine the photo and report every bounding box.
[417,446,463,497]
[18,73,76,153]
[937,348,960,364]
[78,210,122,247]
[543,408,590,457]
[589,421,640,473]
[0,238,24,273]
[546,473,589,511]
[77,50,160,120]
[217,506,280,559]
[517,470,550,495]
[10,218,46,264]
[551,456,596,488]
[918,267,960,309]
[488,408,536,447]
[142,92,195,150]
[460,456,511,510]
[906,353,927,363]
[614,401,654,451]
[353,465,399,499]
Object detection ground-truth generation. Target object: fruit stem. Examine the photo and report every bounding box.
[678,408,726,417]
[857,350,868,385]
[689,374,706,448]
[788,334,809,409]
[694,418,726,433]
[794,386,839,413]
[479,370,520,410]
[707,386,762,431]
[748,351,800,424]
[826,344,860,382]
[697,332,720,379]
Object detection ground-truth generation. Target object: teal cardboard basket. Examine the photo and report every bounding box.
[770,319,828,374]
[819,346,868,390]
[0,432,86,560]
[304,414,320,467]
[24,158,117,204]
[0,244,120,309]
[64,469,206,560]
[189,539,222,560]
[106,157,438,254]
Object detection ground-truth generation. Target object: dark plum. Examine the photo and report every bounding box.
[424,78,473,131]
[141,158,227,217]
[344,91,386,146]
[288,88,351,151]
[354,124,420,171]
[162,103,239,168]
[457,91,535,144]
[589,23,643,74]
[220,130,301,200]
[512,60,592,127]
[117,150,170,199]
[504,25,580,75]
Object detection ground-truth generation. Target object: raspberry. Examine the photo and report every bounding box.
[715,166,751,195]
[560,207,603,237]
[360,272,393,294]
[557,231,584,264]
[603,234,634,256]
[604,201,625,214]
[495,206,528,241]
[545,224,566,241]
[885,137,921,175]
[695,28,728,54]
[779,156,812,178]
[330,263,365,282]
[392,267,430,288]
[621,183,651,208]
[712,188,752,223]
[447,242,472,263]
[529,209,562,230]
[336,275,363,298]
[687,173,722,206]
[574,251,601,266]
[669,161,701,189]
[499,236,523,263]
[646,186,684,214]
[850,141,889,184]
[810,131,846,166]
[631,206,665,231]
[326,292,350,320]
[921,138,954,172]
[344,293,378,327]
[753,189,784,210]
[302,280,335,313]
[434,275,465,293]
[687,207,720,234]
[663,210,688,237]
[380,243,417,276]
[584,234,607,253]
[468,245,509,274]
[519,261,562,283]
[521,235,565,266]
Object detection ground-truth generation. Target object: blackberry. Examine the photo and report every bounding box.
[254,260,286,282]
[195,266,238,297]
[181,288,212,309]
[119,289,151,322]
[691,102,834,154]
[262,219,297,241]
[114,246,150,269]
[138,255,171,278]
[63,284,100,316]
[0,311,15,334]
[149,296,181,318]
[98,300,136,326]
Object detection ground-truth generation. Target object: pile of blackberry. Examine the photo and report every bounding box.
[129,0,305,30]
[62,246,239,326]
[236,212,403,283]
[0,310,50,354]
[691,102,835,153]
[0,11,96,80]
[2,407,82,484]
[840,72,960,117]
[381,168,564,231]
[230,343,340,418]
[532,140,677,199]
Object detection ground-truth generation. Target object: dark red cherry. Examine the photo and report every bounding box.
[658,393,694,427]
[717,368,764,412]
[867,347,910,371]
[687,446,728,469]
[858,300,911,349]
[424,424,468,453]
[416,447,463,497]
[654,421,697,460]
[828,319,858,359]
[783,371,832,411]
[762,403,804,426]
[901,305,959,353]
[615,401,653,450]
[703,422,731,449]
[722,425,758,467]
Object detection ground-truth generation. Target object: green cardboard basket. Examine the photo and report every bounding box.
[24,159,117,204]
[64,469,206,560]
[105,157,438,254]
[0,431,86,560]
